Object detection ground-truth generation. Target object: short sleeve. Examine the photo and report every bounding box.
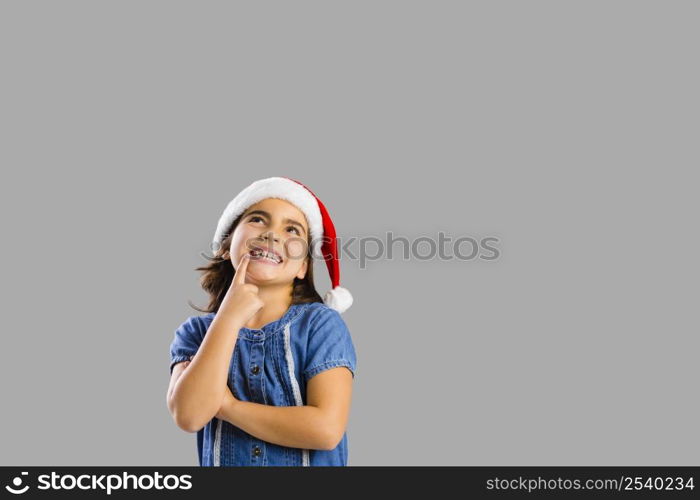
[169,316,205,375]
[302,308,357,384]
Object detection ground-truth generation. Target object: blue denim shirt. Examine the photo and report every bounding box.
[169,301,357,466]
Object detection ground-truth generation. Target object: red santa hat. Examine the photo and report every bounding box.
[211,176,353,314]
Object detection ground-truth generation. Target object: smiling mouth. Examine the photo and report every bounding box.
[249,247,283,264]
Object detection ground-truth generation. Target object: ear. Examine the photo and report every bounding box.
[296,258,309,280]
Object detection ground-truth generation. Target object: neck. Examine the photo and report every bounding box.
[243,282,294,330]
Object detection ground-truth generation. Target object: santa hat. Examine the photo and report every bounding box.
[211,176,353,314]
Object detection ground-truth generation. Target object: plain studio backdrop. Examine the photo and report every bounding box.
[1,1,697,466]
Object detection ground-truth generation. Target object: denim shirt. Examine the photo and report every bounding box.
[169,301,357,466]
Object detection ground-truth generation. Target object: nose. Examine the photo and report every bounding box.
[260,231,279,244]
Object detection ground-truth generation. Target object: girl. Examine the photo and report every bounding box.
[166,176,357,466]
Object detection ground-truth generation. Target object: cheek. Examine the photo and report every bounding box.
[283,239,308,263]
[230,227,258,254]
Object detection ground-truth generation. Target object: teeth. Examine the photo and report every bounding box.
[250,249,281,263]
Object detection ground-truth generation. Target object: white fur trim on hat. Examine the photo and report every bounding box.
[324,286,353,314]
[212,177,323,255]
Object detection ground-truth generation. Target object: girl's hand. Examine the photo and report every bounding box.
[220,253,265,325]
[215,387,238,420]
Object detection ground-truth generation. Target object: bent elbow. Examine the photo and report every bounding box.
[169,394,217,433]
[171,406,204,433]
[318,426,344,451]
[175,413,202,433]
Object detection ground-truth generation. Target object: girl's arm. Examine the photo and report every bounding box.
[216,366,353,451]
[169,254,263,432]
[168,311,245,432]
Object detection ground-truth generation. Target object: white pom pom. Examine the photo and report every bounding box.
[323,286,353,314]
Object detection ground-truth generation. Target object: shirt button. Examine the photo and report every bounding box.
[253,446,261,457]
[251,365,260,375]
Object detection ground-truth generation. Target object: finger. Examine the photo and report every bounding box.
[233,253,250,286]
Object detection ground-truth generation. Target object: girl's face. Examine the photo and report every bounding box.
[226,198,310,286]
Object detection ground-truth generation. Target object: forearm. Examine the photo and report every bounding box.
[219,398,333,451]
[170,313,244,431]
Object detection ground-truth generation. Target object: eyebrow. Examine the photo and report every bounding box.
[244,210,307,235]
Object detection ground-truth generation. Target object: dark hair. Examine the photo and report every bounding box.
[188,212,323,314]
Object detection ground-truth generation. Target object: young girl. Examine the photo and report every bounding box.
[167,176,357,467]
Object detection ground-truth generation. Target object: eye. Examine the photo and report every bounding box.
[249,216,300,235]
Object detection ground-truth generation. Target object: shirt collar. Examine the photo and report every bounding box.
[210,302,309,341]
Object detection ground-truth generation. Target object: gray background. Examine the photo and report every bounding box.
[1,1,697,466]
